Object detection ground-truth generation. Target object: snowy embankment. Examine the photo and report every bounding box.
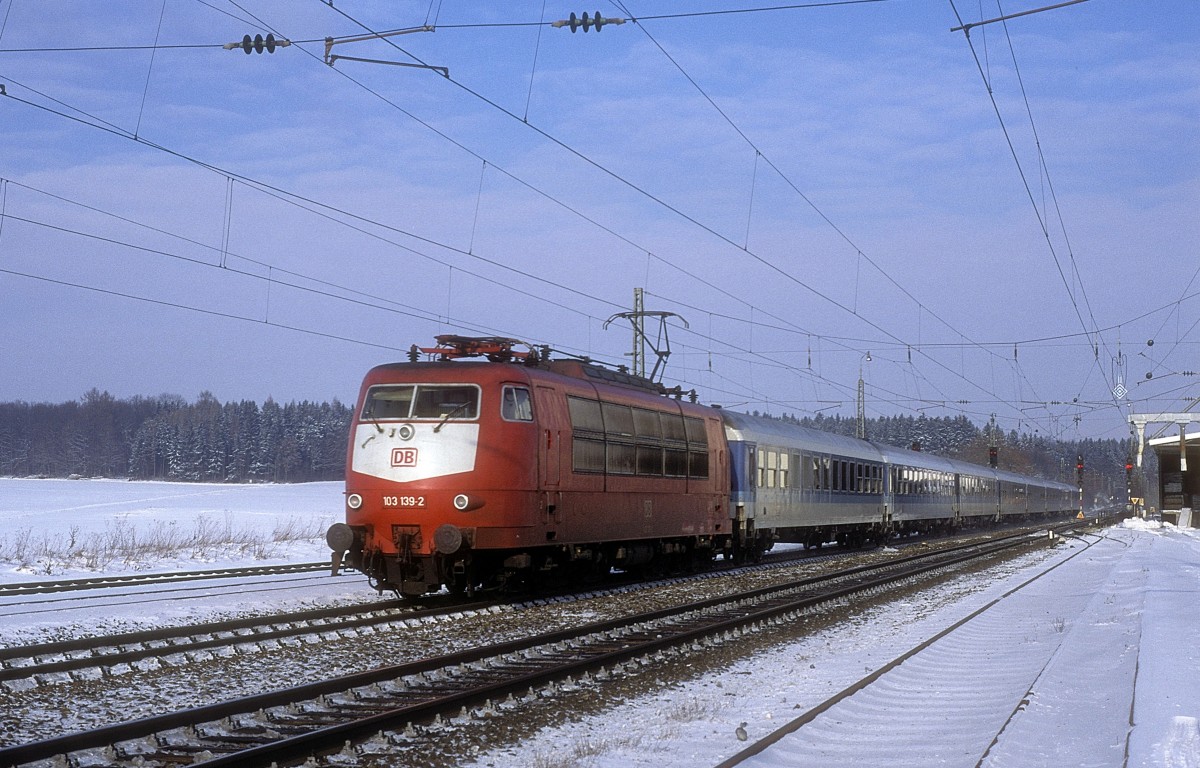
[0,477,340,583]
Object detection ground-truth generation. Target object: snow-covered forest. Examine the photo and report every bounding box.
[0,390,350,482]
[0,391,1142,505]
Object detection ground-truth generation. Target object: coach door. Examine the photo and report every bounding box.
[730,441,757,517]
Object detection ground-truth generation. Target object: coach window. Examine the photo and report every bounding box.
[779,452,790,489]
[501,386,533,422]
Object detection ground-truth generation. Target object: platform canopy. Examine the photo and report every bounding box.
[1129,413,1200,471]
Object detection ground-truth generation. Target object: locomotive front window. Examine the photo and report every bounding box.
[413,386,479,419]
[361,386,415,420]
[362,385,479,421]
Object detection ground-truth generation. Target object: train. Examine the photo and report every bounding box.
[326,336,1079,596]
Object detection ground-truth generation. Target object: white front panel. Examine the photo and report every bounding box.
[351,423,479,482]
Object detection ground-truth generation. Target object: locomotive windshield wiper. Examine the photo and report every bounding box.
[433,401,472,433]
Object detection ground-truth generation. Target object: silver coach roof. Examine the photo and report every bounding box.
[719,410,1073,491]
[718,410,885,463]
[871,441,965,474]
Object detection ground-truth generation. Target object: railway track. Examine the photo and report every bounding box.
[714,529,1107,767]
[0,596,427,687]
[0,561,333,597]
[0,542,843,688]
[0,524,1076,768]
[0,525,1047,689]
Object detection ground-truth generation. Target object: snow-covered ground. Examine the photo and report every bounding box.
[0,477,340,582]
[470,519,1200,768]
[0,478,365,644]
[1,480,1197,767]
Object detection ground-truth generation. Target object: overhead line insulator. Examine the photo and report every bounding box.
[551,12,626,32]
[222,33,291,54]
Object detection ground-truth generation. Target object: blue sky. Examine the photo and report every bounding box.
[1,0,1196,445]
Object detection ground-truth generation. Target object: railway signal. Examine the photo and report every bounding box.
[1076,454,1084,487]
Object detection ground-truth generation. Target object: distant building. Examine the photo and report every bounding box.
[1148,430,1199,527]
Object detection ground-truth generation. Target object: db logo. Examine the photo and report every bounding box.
[390,447,418,467]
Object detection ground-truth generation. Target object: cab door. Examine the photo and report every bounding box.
[533,385,565,488]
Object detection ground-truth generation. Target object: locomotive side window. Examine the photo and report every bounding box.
[600,403,637,475]
[573,437,606,473]
[602,402,635,437]
[684,416,709,479]
[501,386,534,421]
[568,397,604,432]
[633,408,662,439]
[665,448,688,477]
[662,412,689,477]
[607,442,637,475]
[637,444,665,475]
[661,413,687,442]
[566,395,707,478]
[568,397,606,473]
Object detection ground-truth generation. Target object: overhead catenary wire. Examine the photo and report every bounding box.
[0,49,1067,430]
[947,0,1139,426]
[0,10,878,408]
[2,3,1176,438]
[314,2,1049,431]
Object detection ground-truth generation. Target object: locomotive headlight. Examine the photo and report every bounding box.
[346,493,363,510]
[453,494,485,512]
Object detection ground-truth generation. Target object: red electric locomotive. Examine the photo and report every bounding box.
[326,336,730,596]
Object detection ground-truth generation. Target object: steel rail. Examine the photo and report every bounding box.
[0,561,333,597]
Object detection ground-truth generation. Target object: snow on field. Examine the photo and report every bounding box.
[0,477,341,583]
[1,480,1198,767]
